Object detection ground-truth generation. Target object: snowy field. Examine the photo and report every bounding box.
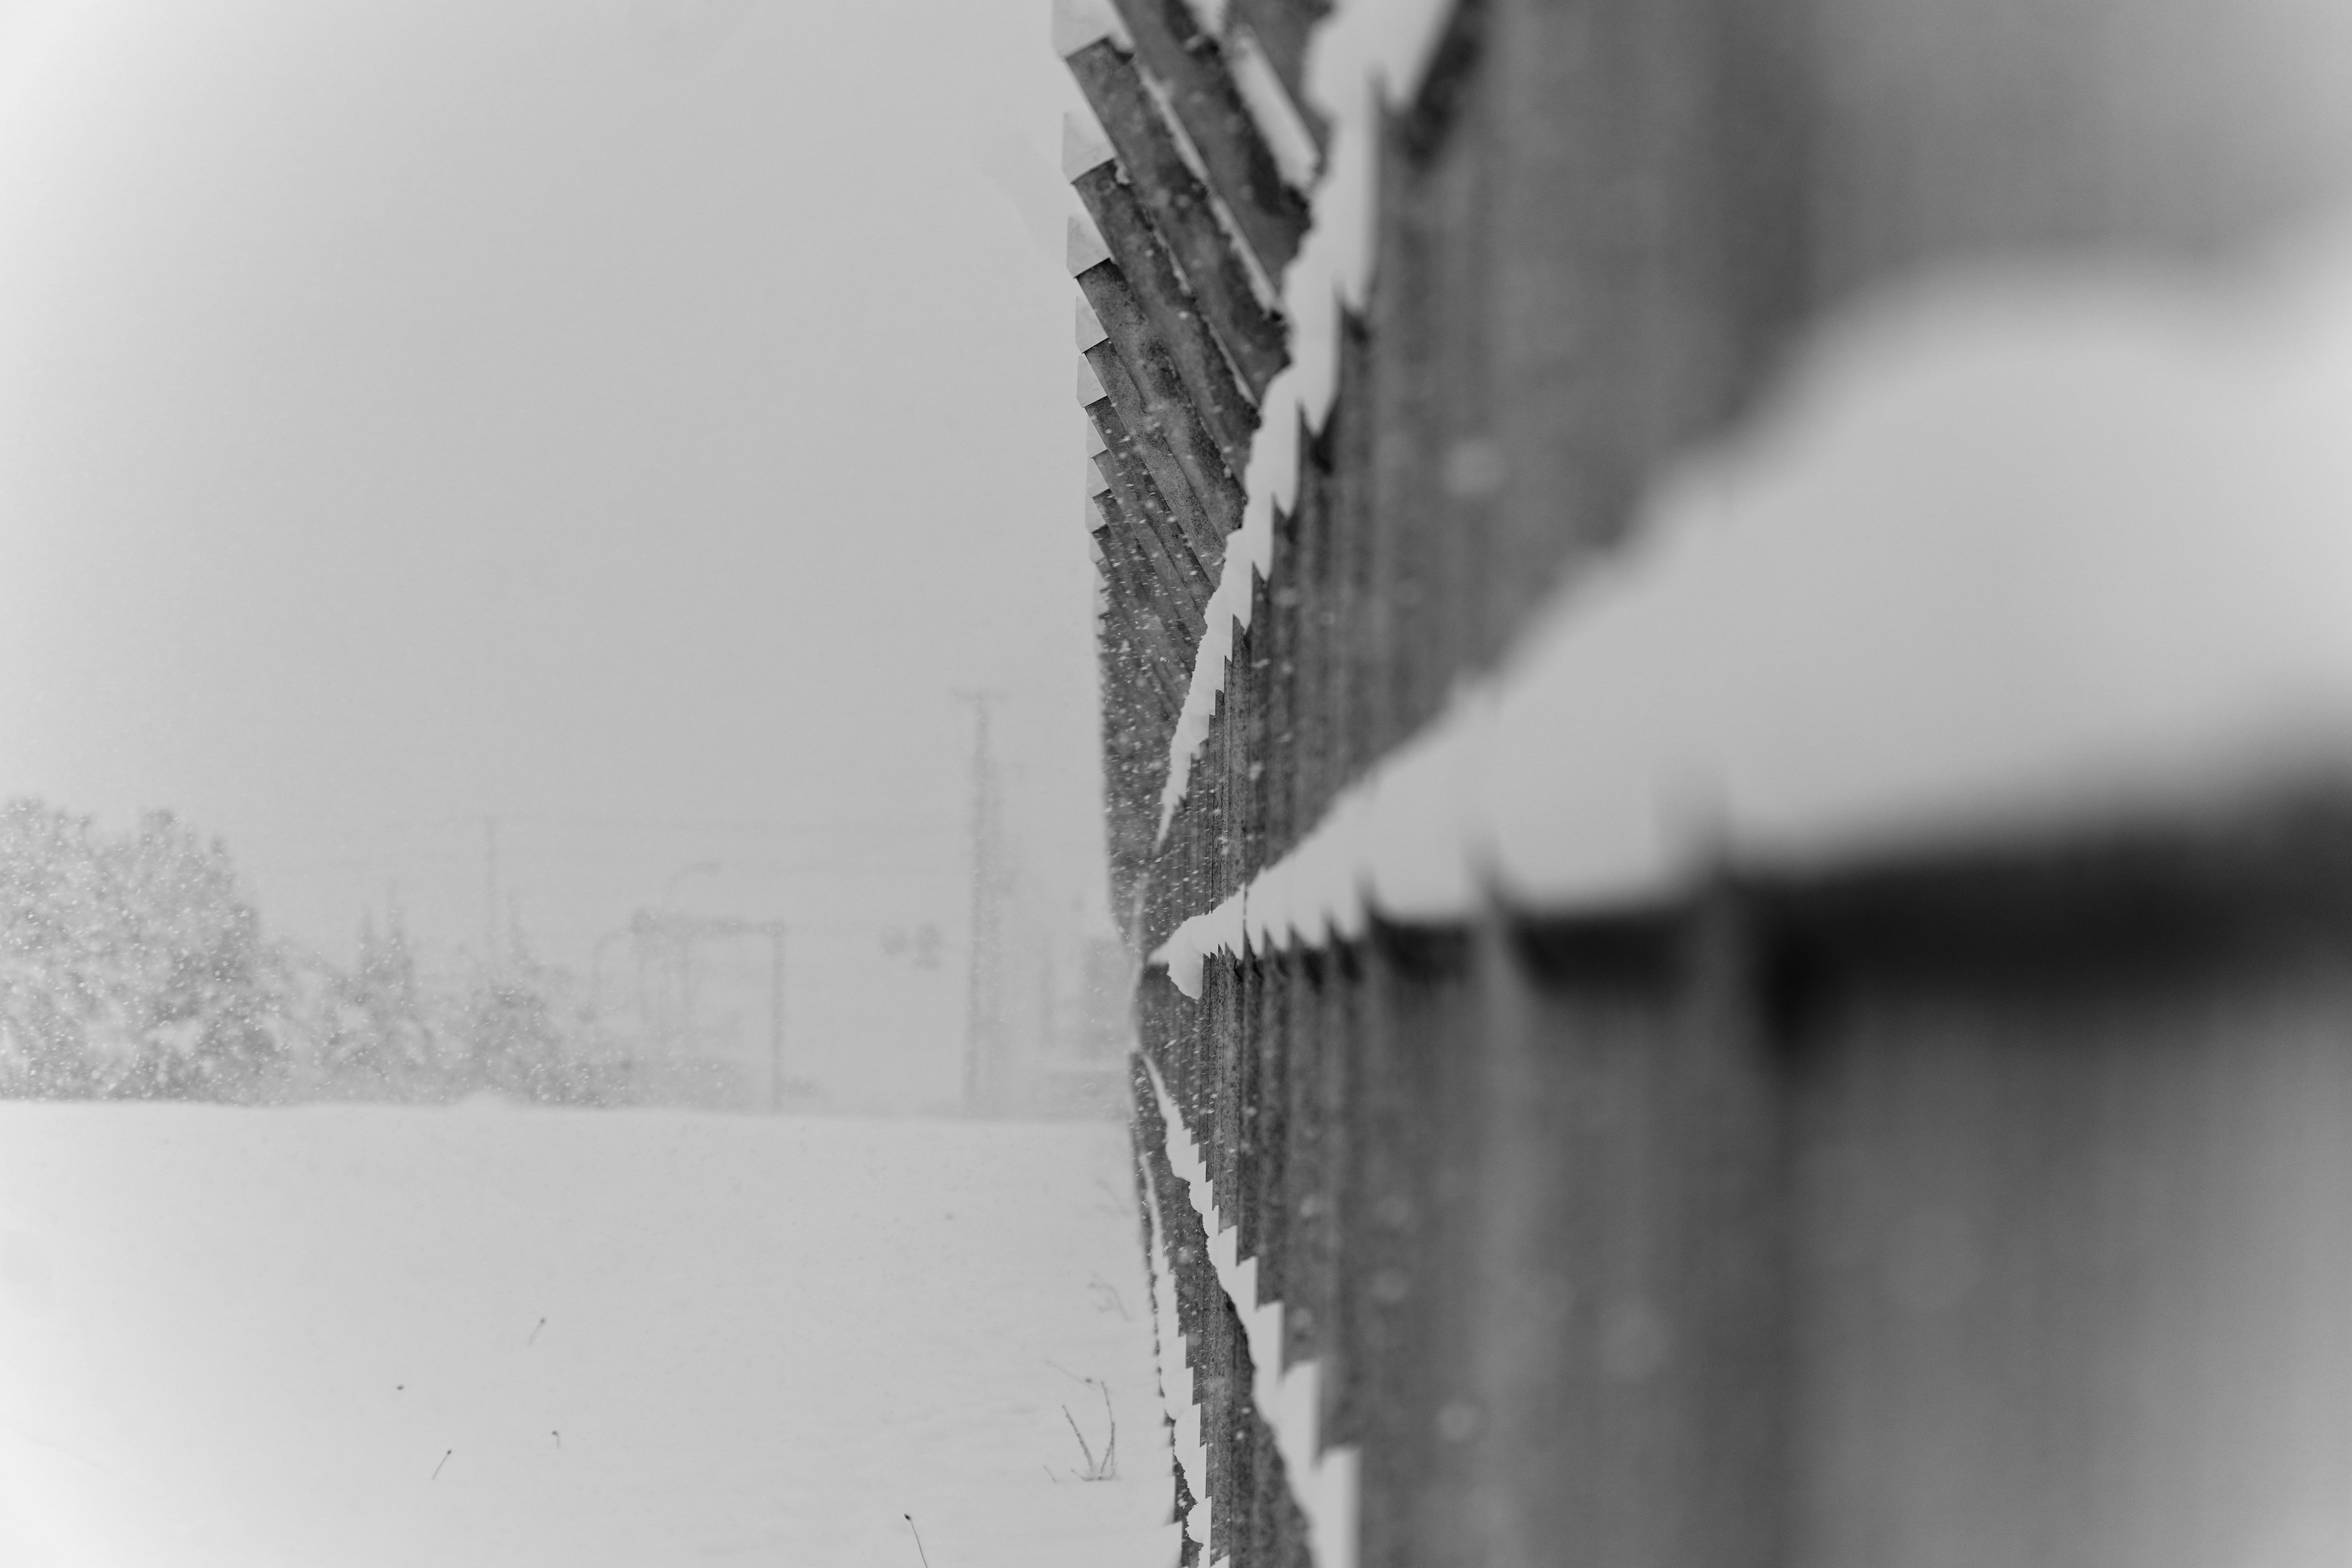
[0,1101,1175,1568]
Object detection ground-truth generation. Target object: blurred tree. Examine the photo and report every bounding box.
[0,801,281,1099]
[3,797,639,1107]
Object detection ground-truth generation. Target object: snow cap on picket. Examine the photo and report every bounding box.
[1050,0,1133,58]
[1061,105,1117,182]
[1066,213,1112,276]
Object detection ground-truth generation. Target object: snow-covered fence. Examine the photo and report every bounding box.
[1063,0,2352,1564]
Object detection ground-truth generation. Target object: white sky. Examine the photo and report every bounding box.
[0,0,1101,980]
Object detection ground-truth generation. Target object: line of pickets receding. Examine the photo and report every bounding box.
[1066,0,1333,951]
[1063,7,1341,1564]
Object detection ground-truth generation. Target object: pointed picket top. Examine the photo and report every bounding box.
[1066,212,1112,276]
[1061,107,1117,181]
[1088,458,1112,497]
[1076,290,1109,350]
[1050,0,1133,59]
[1087,418,1109,458]
[1076,353,1108,405]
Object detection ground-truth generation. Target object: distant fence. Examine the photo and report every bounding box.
[1063,1,2352,1564]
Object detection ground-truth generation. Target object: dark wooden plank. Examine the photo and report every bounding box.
[1085,396,1215,633]
[1093,497,1194,718]
[1105,540,1194,728]
[1087,342,1232,582]
[1098,700,1153,945]
[1327,306,1376,795]
[1264,501,1299,861]
[1141,793,1189,955]
[1106,0,1311,273]
[1250,951,1291,1314]
[1212,953,1250,1275]
[1492,897,1789,1568]
[1343,922,1469,1567]
[1290,403,1336,845]
[1073,165,1259,473]
[1365,94,1469,755]
[1077,257,1248,545]
[1313,941,1365,1453]
[1242,565,1273,881]
[1093,537,1187,725]
[1099,662,1164,939]
[1068,39,1290,397]
[1784,907,2352,1568]
[1279,946,1325,1372]
[1239,954,1265,1275]
[1215,669,1242,905]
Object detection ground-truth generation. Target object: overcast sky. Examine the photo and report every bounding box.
[0,0,1100,979]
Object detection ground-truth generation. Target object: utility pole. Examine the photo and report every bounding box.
[954,690,1006,1115]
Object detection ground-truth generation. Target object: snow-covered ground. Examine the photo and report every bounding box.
[0,1101,1175,1568]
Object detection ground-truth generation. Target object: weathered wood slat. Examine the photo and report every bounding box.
[1313,943,1364,1452]
[1243,564,1273,881]
[1098,712,1152,939]
[1085,341,1232,584]
[1095,573,1185,729]
[1092,500,1193,717]
[1095,466,1210,640]
[1098,570,1188,721]
[1072,165,1259,474]
[1077,258,1248,546]
[1264,501,1300,862]
[1289,405,1336,851]
[1084,397,1215,632]
[1327,306,1376,795]
[1275,948,1321,1370]
[1106,0,1311,274]
[1067,39,1290,397]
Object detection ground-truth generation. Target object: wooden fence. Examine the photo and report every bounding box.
[1063,1,2352,1563]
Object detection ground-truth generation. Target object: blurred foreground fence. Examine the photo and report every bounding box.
[1060,0,2352,1563]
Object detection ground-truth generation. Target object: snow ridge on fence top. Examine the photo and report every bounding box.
[1153,222,2352,993]
[1143,1057,1360,1568]
[1152,0,1461,838]
[1223,24,1322,191]
[1135,1151,1215,1566]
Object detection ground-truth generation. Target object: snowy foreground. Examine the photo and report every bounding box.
[0,1101,1176,1568]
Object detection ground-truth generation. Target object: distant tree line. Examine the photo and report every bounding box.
[0,799,625,1106]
